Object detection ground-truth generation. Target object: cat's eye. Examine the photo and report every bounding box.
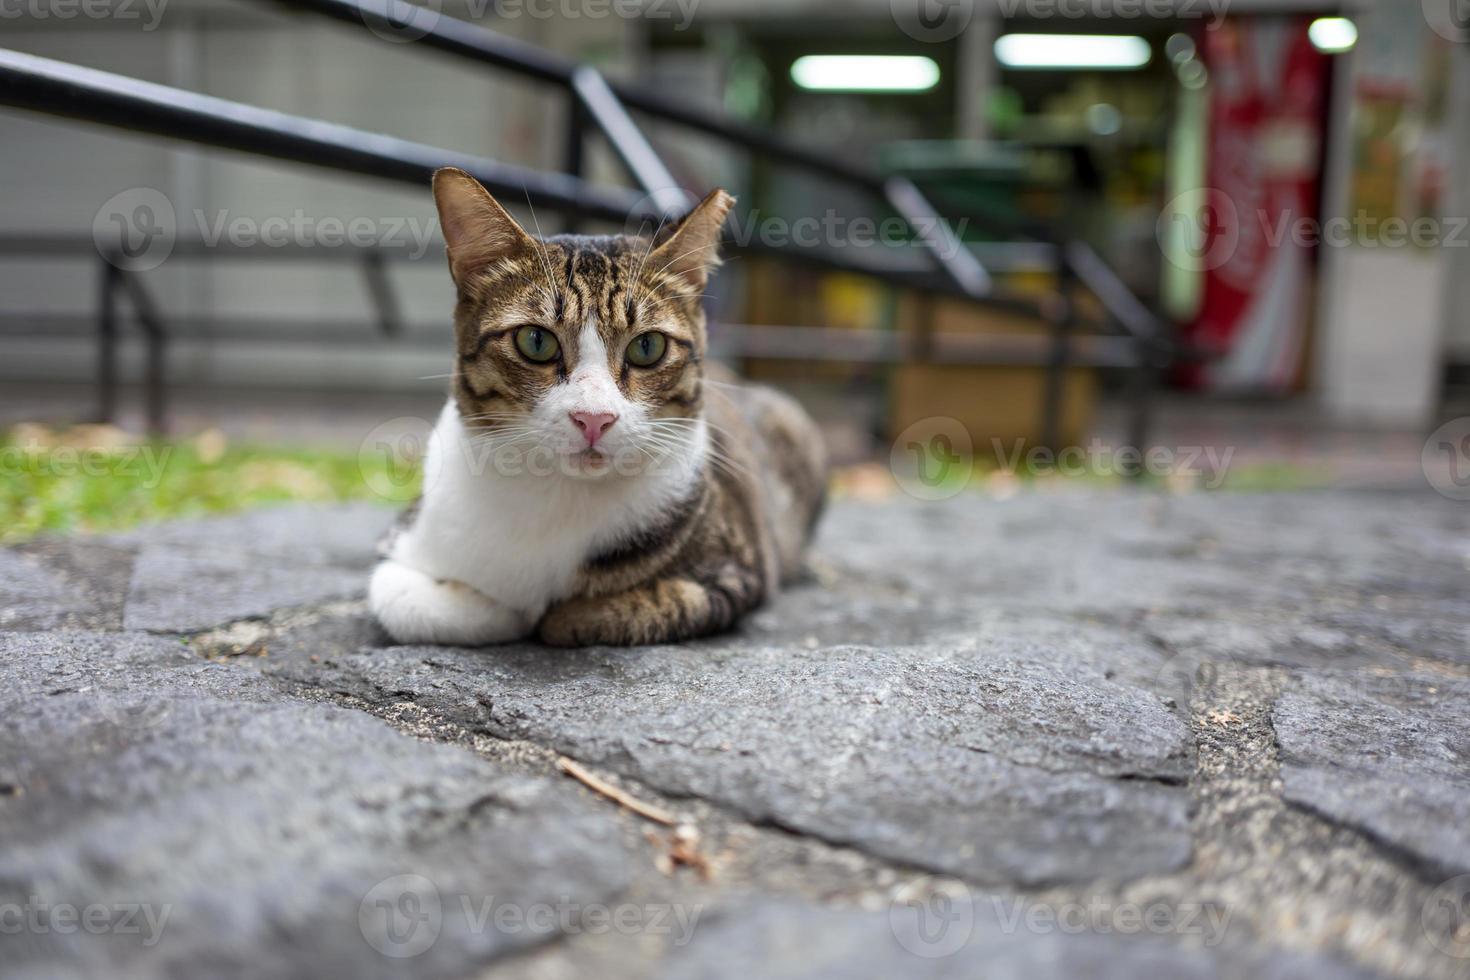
[625,331,668,368]
[514,325,560,363]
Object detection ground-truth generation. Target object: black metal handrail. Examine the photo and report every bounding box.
[0,49,637,222]
[273,0,994,301]
[273,0,889,193]
[0,47,1043,314]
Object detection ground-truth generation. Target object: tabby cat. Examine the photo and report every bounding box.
[368,168,827,647]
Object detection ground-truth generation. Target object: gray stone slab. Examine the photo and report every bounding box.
[1273,670,1470,879]
[272,641,1192,886]
[1142,614,1409,672]
[0,631,630,980]
[106,502,394,565]
[815,492,1470,621]
[0,550,99,632]
[115,504,394,632]
[655,898,1385,980]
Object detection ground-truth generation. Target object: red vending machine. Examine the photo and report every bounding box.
[1180,18,1330,392]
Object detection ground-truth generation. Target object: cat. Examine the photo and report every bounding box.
[368,168,827,647]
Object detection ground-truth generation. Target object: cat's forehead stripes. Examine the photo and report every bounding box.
[451,231,708,429]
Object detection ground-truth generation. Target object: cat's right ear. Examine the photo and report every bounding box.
[432,168,536,288]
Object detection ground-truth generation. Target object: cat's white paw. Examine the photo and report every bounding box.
[368,560,530,646]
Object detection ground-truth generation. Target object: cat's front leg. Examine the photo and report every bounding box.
[369,559,532,646]
[537,564,764,647]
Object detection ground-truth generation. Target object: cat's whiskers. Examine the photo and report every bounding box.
[519,187,563,304]
[640,421,754,484]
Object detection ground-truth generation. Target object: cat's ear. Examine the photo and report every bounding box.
[432,168,536,287]
[649,188,735,293]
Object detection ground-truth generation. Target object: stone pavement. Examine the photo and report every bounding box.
[2,491,1468,979]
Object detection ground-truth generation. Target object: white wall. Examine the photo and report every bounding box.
[1313,0,1469,427]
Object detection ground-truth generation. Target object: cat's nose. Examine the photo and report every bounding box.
[569,411,618,447]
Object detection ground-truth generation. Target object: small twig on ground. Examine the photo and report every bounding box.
[555,756,677,826]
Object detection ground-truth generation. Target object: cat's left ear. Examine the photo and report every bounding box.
[432,167,537,288]
[649,189,735,293]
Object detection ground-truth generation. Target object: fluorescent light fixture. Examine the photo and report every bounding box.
[1308,17,1358,53]
[994,34,1152,70]
[789,55,940,92]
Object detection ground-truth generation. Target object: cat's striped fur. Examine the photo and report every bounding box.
[368,169,826,647]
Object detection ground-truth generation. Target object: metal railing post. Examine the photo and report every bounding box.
[1124,338,1159,480]
[362,251,401,337]
[562,100,587,234]
[1041,255,1075,452]
[117,269,169,435]
[569,66,686,216]
[95,256,119,425]
[883,176,991,299]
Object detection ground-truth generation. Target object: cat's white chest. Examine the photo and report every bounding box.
[388,402,698,618]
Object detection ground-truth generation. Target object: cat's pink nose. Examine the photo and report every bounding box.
[570,411,618,447]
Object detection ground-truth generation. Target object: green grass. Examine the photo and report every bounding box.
[2,425,1330,546]
[0,430,418,545]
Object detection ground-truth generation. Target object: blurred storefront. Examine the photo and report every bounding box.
[1,0,1465,443]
